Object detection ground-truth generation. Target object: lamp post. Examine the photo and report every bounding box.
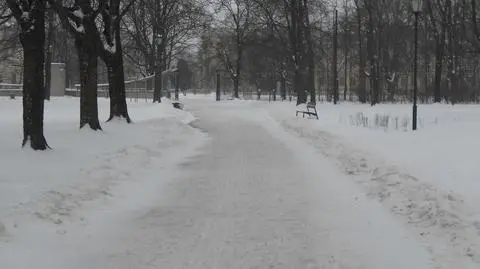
[412,0,423,131]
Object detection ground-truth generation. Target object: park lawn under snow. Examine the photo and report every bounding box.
[2,92,479,268]
[265,101,480,206]
[0,96,206,268]
[254,100,480,267]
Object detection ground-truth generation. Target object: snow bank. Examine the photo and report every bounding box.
[0,97,205,244]
[261,101,480,268]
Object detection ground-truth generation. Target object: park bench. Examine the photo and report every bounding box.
[172,101,184,110]
[296,102,318,119]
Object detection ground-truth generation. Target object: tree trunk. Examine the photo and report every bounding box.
[344,2,349,101]
[153,43,165,102]
[20,1,49,150]
[303,0,315,103]
[153,68,162,102]
[333,9,339,104]
[106,59,131,122]
[368,36,377,105]
[434,37,444,103]
[106,24,131,123]
[295,68,307,105]
[366,3,378,105]
[76,40,101,130]
[357,6,366,103]
[289,0,307,105]
[233,76,239,98]
[281,75,286,101]
[233,44,242,99]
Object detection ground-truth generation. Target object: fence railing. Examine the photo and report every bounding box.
[71,75,156,102]
[0,83,22,97]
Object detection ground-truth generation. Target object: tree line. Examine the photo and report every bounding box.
[3,0,480,150]
[2,0,207,151]
[197,0,480,105]
[4,0,137,150]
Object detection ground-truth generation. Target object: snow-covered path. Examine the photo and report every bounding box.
[93,100,435,269]
[0,98,448,268]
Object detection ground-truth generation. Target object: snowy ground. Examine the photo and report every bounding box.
[0,94,479,268]
[253,98,480,268]
[0,97,207,268]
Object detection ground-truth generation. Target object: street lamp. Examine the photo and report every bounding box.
[412,0,423,131]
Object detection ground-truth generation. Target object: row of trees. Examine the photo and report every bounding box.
[122,0,206,102]
[4,0,137,150]
[4,0,480,149]
[199,0,320,104]
[348,0,480,105]
[196,0,480,105]
[2,0,209,151]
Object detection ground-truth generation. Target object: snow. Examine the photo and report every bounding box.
[124,98,434,269]
[253,99,480,268]
[2,94,480,268]
[72,8,84,19]
[68,18,85,34]
[104,42,116,54]
[21,12,29,21]
[0,97,208,268]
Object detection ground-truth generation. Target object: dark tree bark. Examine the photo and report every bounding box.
[365,0,379,105]
[7,0,50,150]
[433,37,444,102]
[286,0,307,105]
[52,0,103,130]
[76,38,101,130]
[104,47,131,122]
[427,0,447,103]
[100,0,132,122]
[333,9,339,104]
[153,66,163,102]
[303,0,315,103]
[280,66,287,101]
[152,7,162,103]
[343,0,349,101]
[232,76,239,98]
[294,68,306,104]
[355,0,366,103]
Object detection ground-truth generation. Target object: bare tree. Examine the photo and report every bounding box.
[215,0,253,98]
[426,0,449,103]
[353,0,366,103]
[51,0,103,130]
[303,0,316,103]
[100,0,134,122]
[123,0,207,102]
[285,0,308,104]
[6,0,50,150]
